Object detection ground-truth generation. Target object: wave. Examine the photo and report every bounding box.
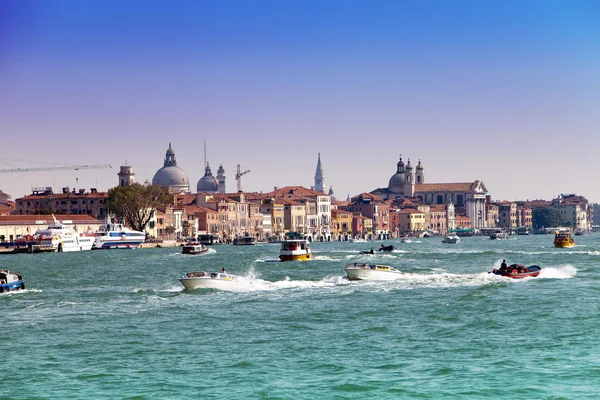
[538,264,577,279]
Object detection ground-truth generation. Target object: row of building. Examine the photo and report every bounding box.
[0,147,593,242]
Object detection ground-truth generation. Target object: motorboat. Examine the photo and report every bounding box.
[399,237,412,243]
[359,249,375,255]
[491,264,541,279]
[182,242,207,255]
[92,222,145,249]
[490,230,509,240]
[32,215,94,252]
[349,238,367,243]
[442,233,460,243]
[179,271,244,291]
[344,262,402,281]
[554,232,575,248]
[0,270,24,293]
[233,235,256,245]
[279,232,312,261]
[377,244,396,252]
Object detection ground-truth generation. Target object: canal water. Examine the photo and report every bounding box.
[2,233,597,398]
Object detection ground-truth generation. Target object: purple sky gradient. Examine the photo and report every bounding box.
[1,0,599,202]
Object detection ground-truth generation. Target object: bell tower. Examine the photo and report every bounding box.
[118,162,135,187]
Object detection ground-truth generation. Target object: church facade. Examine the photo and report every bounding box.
[371,156,488,230]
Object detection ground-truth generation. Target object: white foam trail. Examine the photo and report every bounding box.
[538,265,577,279]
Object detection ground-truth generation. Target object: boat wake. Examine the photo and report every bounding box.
[537,264,577,279]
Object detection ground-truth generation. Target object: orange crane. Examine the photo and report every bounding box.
[235,164,250,192]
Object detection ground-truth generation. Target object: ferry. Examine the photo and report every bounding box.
[279,232,312,261]
[0,270,24,293]
[344,263,402,281]
[32,215,94,252]
[92,222,145,249]
[554,232,575,248]
[233,236,257,246]
[182,242,207,255]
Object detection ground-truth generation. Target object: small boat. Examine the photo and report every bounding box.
[399,237,412,243]
[491,264,541,279]
[349,238,367,243]
[182,242,207,255]
[574,230,585,236]
[359,249,375,255]
[0,270,24,293]
[233,236,257,245]
[490,230,509,240]
[344,262,402,281]
[377,244,396,252]
[179,271,244,291]
[442,233,460,243]
[554,232,575,248]
[279,232,312,261]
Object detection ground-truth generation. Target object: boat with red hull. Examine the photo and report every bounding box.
[491,264,541,279]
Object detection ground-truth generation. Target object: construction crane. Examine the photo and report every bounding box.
[235,164,250,192]
[0,164,112,173]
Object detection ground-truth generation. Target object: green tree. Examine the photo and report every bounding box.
[106,184,172,232]
[532,206,562,229]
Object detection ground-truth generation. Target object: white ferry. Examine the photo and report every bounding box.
[33,216,94,252]
[92,222,145,249]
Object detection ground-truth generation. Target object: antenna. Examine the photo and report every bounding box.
[204,139,207,169]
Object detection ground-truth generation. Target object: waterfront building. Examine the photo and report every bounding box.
[371,155,487,230]
[118,163,135,187]
[331,209,353,240]
[260,198,285,240]
[343,193,390,239]
[550,194,591,231]
[14,187,107,219]
[396,208,426,235]
[314,153,325,193]
[152,143,191,194]
[497,201,517,230]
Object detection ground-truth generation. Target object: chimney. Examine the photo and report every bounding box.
[62,187,69,194]
[91,188,97,193]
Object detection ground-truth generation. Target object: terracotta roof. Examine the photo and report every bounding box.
[178,194,197,206]
[351,192,383,202]
[183,205,217,214]
[429,205,447,212]
[331,209,352,216]
[0,203,14,215]
[268,186,328,198]
[0,215,102,225]
[398,208,425,215]
[17,191,108,200]
[415,181,486,194]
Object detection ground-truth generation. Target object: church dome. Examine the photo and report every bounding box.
[197,163,218,193]
[388,156,406,193]
[152,143,190,193]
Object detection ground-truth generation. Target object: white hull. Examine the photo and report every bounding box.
[179,273,244,291]
[92,222,145,249]
[33,217,94,252]
[344,263,402,281]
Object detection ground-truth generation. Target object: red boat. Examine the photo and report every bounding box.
[491,264,541,279]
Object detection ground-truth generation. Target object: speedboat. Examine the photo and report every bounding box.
[554,232,575,248]
[182,242,207,255]
[0,270,24,293]
[179,271,244,291]
[491,264,541,279]
[344,262,402,281]
[92,222,145,249]
[377,244,396,252]
[349,238,367,243]
[32,215,94,252]
[442,233,460,243]
[279,232,312,261]
[399,237,412,243]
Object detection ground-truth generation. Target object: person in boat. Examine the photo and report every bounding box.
[221,267,226,273]
[500,260,507,271]
[370,248,374,254]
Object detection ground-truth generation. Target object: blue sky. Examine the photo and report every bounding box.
[1,0,599,202]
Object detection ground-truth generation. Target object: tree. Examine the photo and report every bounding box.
[106,184,172,232]
[532,206,562,229]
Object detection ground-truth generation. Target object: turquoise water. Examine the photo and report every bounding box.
[2,234,598,399]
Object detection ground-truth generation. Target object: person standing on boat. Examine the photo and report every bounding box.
[500,260,507,271]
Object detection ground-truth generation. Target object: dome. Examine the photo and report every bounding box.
[416,159,424,170]
[152,144,190,193]
[388,156,406,193]
[197,163,218,193]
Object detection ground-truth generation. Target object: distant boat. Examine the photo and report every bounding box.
[92,222,145,249]
[182,242,207,255]
[279,232,312,261]
[0,270,24,293]
[233,236,257,246]
[33,215,94,252]
[490,230,509,240]
[554,232,575,248]
[442,233,460,244]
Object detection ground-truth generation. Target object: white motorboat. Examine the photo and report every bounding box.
[442,233,460,244]
[92,222,145,249]
[32,215,94,252]
[179,271,245,291]
[399,237,412,243]
[344,262,403,281]
[349,238,367,243]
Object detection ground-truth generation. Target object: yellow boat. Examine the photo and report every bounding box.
[554,232,575,248]
[279,232,312,262]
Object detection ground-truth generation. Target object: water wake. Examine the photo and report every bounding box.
[538,264,577,279]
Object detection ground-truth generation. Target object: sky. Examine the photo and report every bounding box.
[1,0,599,203]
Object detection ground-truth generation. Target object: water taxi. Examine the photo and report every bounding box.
[0,270,24,293]
[490,229,509,240]
[279,232,312,261]
[344,263,402,281]
[179,271,244,291]
[182,242,207,255]
[554,232,575,248]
